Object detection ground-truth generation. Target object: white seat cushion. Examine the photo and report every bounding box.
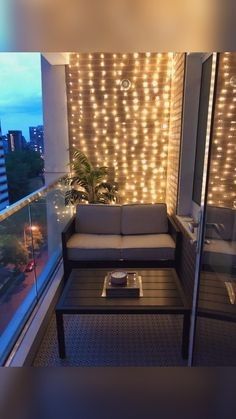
[67,234,122,261]
[121,234,175,261]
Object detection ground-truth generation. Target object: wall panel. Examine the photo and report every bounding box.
[66,53,185,205]
[166,53,185,214]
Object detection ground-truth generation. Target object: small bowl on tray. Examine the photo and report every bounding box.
[110,271,128,286]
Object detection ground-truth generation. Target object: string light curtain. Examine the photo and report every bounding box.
[208,52,236,209]
[67,52,175,204]
[166,53,185,214]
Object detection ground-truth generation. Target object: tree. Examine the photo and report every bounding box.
[5,150,44,203]
[65,149,119,205]
[0,234,28,271]
[25,226,44,253]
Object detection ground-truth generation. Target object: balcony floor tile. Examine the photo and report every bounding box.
[33,314,186,366]
[33,314,236,366]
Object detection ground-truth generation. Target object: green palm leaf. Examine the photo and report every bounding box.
[65,150,119,206]
[72,149,92,172]
[65,189,88,205]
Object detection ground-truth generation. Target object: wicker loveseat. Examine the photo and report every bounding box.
[62,203,180,279]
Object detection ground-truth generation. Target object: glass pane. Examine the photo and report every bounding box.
[0,53,44,206]
[29,178,72,297]
[193,53,236,365]
[192,56,213,205]
[0,205,37,364]
[0,177,70,364]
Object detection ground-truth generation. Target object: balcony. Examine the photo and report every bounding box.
[0,178,190,367]
[0,52,236,368]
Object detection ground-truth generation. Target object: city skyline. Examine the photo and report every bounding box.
[0,53,43,139]
[1,124,44,141]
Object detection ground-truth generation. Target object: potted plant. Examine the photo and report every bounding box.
[65,149,119,205]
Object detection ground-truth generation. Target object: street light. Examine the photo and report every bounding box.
[23,225,39,251]
[30,225,38,232]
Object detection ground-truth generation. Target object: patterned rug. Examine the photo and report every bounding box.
[33,314,187,366]
[194,317,236,366]
[33,314,236,366]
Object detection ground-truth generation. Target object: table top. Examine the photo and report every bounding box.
[56,268,190,315]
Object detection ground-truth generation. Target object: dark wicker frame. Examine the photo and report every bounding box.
[62,214,181,280]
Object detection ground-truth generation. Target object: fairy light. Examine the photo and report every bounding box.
[67,52,174,203]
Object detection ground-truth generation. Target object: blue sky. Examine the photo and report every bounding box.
[0,53,43,140]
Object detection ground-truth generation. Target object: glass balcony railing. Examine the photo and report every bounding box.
[0,175,72,365]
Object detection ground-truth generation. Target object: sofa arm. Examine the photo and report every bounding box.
[167,215,180,243]
[61,215,76,281]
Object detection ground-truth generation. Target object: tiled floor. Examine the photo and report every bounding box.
[33,313,236,366]
[194,317,236,366]
[33,314,187,366]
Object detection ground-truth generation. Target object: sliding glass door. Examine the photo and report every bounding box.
[189,53,236,366]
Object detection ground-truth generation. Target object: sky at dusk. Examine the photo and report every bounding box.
[0,53,43,140]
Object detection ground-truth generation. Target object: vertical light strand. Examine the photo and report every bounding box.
[166,53,185,214]
[67,53,179,204]
[200,53,217,207]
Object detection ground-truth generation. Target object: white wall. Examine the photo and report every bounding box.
[41,56,70,181]
[41,56,70,261]
[177,53,202,216]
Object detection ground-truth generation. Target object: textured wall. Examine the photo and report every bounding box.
[66,53,184,205]
[208,52,236,209]
[166,53,185,214]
